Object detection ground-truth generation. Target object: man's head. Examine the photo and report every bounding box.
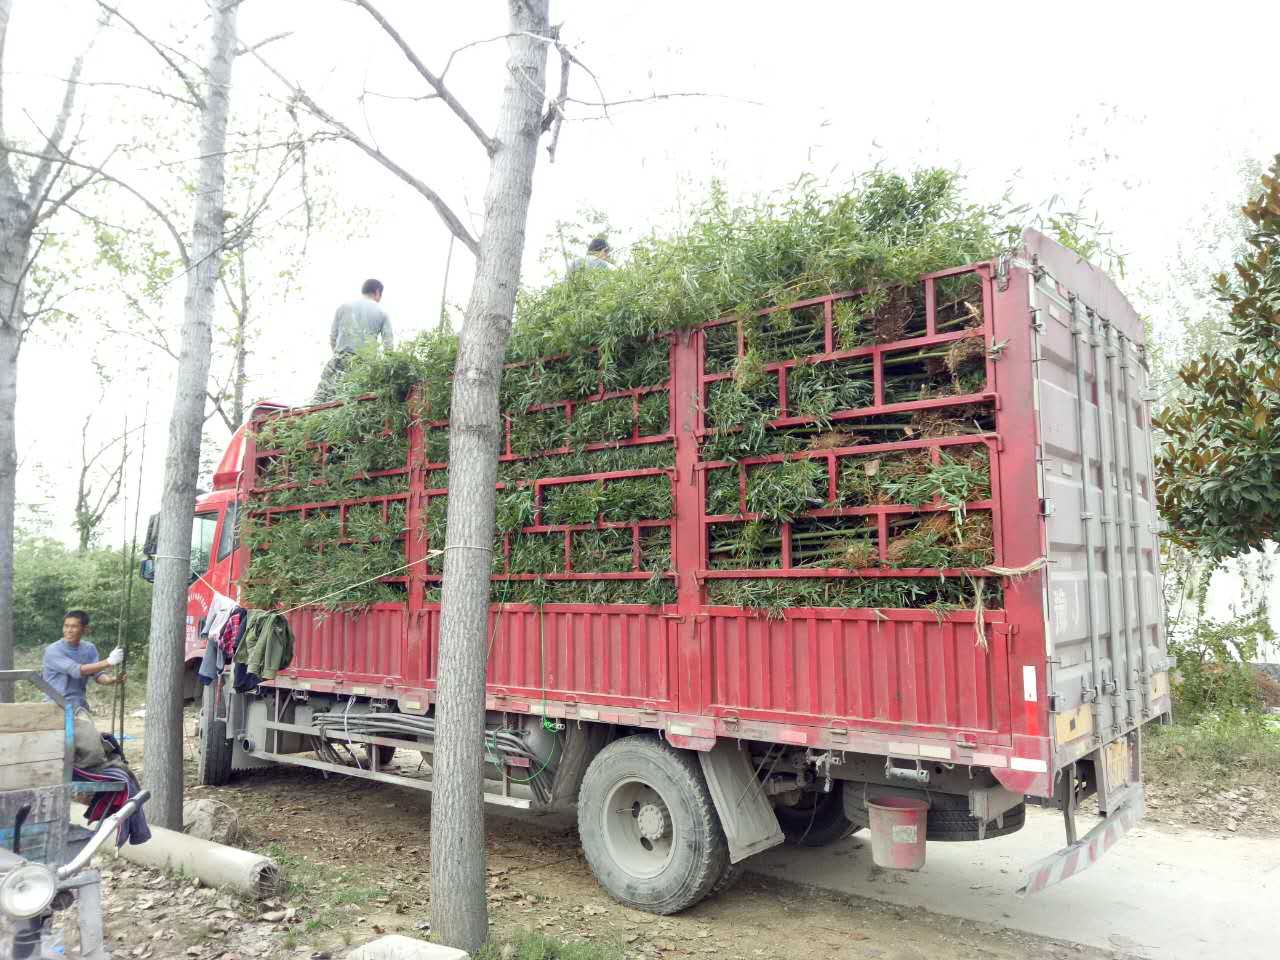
[63,610,90,644]
[361,278,384,302]
[587,237,610,261]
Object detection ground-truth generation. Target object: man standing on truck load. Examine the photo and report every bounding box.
[41,610,124,715]
[567,236,612,275]
[313,278,394,403]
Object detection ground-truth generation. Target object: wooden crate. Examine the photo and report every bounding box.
[0,702,66,789]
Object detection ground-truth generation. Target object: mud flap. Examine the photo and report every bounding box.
[698,740,784,864]
[1016,785,1145,896]
[550,722,610,807]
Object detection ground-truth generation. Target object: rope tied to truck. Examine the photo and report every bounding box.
[269,544,491,615]
[967,556,1050,650]
[276,553,437,614]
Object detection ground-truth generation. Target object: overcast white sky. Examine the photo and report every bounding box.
[6,0,1276,574]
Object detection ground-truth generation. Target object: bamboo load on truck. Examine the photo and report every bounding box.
[142,174,1169,913]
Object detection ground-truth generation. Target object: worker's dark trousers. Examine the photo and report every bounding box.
[312,352,352,403]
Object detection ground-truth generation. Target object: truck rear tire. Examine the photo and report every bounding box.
[577,735,730,915]
[197,682,233,787]
[774,785,857,847]
[846,791,1026,841]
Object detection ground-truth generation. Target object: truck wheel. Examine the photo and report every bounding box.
[710,859,745,897]
[197,682,233,787]
[846,791,1026,841]
[578,735,729,915]
[923,801,1026,840]
[774,785,856,847]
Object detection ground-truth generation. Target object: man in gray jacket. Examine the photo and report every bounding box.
[313,278,394,402]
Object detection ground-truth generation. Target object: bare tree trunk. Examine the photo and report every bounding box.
[142,1,237,830]
[0,0,31,702]
[232,245,247,426]
[429,1,550,952]
[0,309,21,704]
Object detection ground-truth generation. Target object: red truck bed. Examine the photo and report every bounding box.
[226,231,1169,802]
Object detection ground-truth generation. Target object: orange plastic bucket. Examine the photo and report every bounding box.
[866,795,929,870]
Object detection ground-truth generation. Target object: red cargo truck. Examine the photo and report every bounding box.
[153,229,1168,912]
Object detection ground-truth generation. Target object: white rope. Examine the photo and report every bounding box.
[982,557,1051,579]
[966,557,1051,650]
[278,552,439,615]
[169,542,492,619]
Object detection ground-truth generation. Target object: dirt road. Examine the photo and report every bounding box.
[753,806,1277,960]
[36,682,1264,960]
[174,763,1122,960]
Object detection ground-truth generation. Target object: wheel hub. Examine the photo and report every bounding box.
[636,801,670,841]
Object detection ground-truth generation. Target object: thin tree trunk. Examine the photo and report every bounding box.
[142,1,237,830]
[233,245,247,426]
[430,1,550,952]
[0,0,29,703]
[0,317,20,703]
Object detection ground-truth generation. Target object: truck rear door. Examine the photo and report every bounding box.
[1022,231,1172,783]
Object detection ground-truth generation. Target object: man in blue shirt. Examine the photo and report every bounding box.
[42,610,124,714]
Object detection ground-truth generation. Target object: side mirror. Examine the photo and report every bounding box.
[139,558,155,583]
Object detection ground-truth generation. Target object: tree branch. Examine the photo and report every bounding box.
[104,293,179,360]
[206,388,234,432]
[543,27,569,163]
[348,0,496,156]
[144,131,339,170]
[565,91,761,114]
[221,139,301,252]
[360,89,439,104]
[2,147,190,265]
[236,30,291,58]
[62,78,198,109]
[33,145,118,228]
[25,41,92,212]
[440,32,520,80]
[247,50,479,255]
[95,1,206,110]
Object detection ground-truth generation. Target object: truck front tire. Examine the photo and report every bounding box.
[578,735,730,915]
[197,681,233,787]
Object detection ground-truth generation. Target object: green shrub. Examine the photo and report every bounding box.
[1146,711,1280,775]
[12,536,152,655]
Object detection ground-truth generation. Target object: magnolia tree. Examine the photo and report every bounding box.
[1155,155,1280,560]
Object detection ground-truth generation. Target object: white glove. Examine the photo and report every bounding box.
[107,647,125,667]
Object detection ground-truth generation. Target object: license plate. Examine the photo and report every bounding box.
[1104,738,1132,789]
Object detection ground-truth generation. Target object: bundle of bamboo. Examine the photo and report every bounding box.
[245,170,1012,613]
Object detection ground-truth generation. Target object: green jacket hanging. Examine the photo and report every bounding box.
[234,610,295,683]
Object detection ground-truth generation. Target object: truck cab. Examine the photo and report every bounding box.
[140,404,286,696]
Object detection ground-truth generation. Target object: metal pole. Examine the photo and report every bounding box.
[1088,308,1123,735]
[1117,335,1153,717]
[1103,322,1137,730]
[1069,297,1105,743]
[438,234,455,333]
[117,385,150,745]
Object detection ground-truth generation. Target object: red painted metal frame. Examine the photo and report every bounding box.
[224,260,1078,795]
